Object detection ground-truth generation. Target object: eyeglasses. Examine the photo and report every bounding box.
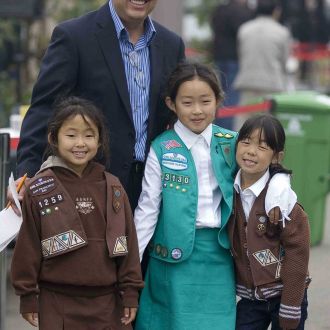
[128,51,146,90]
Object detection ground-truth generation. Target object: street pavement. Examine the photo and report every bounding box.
[3,196,330,329]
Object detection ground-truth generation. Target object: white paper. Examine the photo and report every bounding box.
[0,173,23,252]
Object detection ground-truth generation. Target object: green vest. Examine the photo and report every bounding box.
[149,125,238,263]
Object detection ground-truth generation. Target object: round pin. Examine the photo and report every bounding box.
[258,216,267,223]
[115,189,121,197]
[257,223,265,231]
[171,248,182,260]
[176,185,180,190]
[46,208,51,214]
[169,183,174,188]
[182,188,187,193]
[54,207,59,211]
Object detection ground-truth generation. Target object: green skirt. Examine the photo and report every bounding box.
[135,228,236,330]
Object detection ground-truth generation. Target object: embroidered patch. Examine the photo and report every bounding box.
[161,140,182,150]
[30,176,56,195]
[220,143,233,167]
[112,186,122,213]
[253,249,278,266]
[75,197,95,214]
[38,193,64,209]
[113,236,128,255]
[162,153,188,171]
[41,230,86,257]
[214,132,234,139]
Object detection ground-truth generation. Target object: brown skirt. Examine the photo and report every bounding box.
[38,288,132,330]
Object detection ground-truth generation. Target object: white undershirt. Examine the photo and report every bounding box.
[234,169,270,221]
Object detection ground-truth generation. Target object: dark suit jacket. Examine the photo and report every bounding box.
[17,3,185,191]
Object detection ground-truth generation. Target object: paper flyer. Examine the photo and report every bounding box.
[0,173,23,252]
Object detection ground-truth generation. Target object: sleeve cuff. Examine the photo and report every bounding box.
[121,288,140,308]
[20,294,38,314]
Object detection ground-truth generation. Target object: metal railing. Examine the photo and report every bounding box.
[0,133,10,330]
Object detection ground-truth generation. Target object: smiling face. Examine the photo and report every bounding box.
[236,128,280,187]
[166,78,218,134]
[112,0,157,27]
[54,115,100,176]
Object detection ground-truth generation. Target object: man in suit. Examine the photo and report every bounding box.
[15,0,185,211]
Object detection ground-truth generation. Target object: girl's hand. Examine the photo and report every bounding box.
[121,307,137,325]
[268,206,281,225]
[6,176,30,216]
[22,312,38,327]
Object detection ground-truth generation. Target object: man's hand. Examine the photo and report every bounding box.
[268,206,282,225]
[22,312,38,327]
[121,307,137,325]
[6,176,30,216]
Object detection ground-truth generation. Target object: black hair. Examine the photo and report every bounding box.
[237,113,292,175]
[256,0,279,15]
[44,96,110,166]
[166,60,225,103]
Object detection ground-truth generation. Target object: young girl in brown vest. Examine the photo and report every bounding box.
[228,113,310,330]
[11,97,143,329]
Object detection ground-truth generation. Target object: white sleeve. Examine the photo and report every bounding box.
[265,173,297,222]
[134,147,162,261]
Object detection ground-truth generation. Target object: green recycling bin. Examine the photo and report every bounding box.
[271,91,330,245]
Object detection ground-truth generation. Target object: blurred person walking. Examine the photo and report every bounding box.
[210,0,253,130]
[233,0,291,129]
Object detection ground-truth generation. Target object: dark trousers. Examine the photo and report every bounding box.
[236,290,308,330]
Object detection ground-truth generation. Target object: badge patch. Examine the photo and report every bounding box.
[75,197,95,214]
[30,176,56,195]
[161,140,182,150]
[38,193,64,209]
[162,153,188,171]
[41,230,86,258]
[112,186,122,213]
[163,173,190,185]
[113,236,128,255]
[171,248,182,260]
[253,249,278,266]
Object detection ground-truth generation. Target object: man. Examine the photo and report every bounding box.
[15,0,185,210]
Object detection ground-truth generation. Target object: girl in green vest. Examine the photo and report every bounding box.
[134,61,294,330]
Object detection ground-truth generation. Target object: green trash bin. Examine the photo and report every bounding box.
[271,91,330,246]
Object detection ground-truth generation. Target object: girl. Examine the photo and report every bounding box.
[134,62,295,330]
[11,97,143,330]
[228,114,310,330]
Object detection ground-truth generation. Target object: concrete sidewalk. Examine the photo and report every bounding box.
[3,197,330,329]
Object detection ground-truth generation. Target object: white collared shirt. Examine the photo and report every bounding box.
[134,121,222,260]
[234,169,270,221]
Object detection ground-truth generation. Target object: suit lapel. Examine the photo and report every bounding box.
[94,4,133,122]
